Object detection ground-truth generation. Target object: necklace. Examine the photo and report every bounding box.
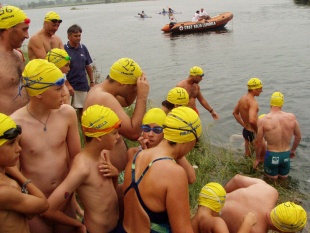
[26,105,51,132]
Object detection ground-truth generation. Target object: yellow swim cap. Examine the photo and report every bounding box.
[109,58,142,84]
[167,87,189,106]
[82,105,121,138]
[270,92,284,107]
[198,182,226,213]
[270,202,307,232]
[0,5,30,29]
[247,77,263,90]
[46,48,71,69]
[142,108,166,127]
[163,106,202,143]
[22,59,65,96]
[44,11,61,22]
[0,113,19,147]
[189,66,204,76]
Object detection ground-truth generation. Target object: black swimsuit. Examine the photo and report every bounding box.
[123,150,174,233]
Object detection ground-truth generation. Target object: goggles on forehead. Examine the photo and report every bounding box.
[49,19,62,23]
[141,125,163,134]
[0,125,22,140]
[47,50,71,62]
[83,120,122,134]
[163,113,200,143]
[22,77,65,90]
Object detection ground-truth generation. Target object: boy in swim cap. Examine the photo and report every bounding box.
[232,77,263,157]
[46,48,71,104]
[221,174,307,233]
[28,11,63,60]
[0,5,30,115]
[10,59,81,233]
[43,105,122,233]
[0,113,49,233]
[161,87,189,114]
[84,57,149,173]
[122,106,201,232]
[255,92,301,179]
[191,182,257,233]
[126,108,196,184]
[177,66,219,119]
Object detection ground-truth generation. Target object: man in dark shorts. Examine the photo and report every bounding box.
[232,77,263,157]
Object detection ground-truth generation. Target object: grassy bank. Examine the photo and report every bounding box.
[124,104,309,232]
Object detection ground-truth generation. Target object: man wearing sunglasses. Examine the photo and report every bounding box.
[0,113,50,233]
[177,66,219,120]
[28,11,63,60]
[0,5,30,115]
[11,59,81,233]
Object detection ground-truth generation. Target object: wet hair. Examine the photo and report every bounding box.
[67,24,82,35]
[161,100,174,111]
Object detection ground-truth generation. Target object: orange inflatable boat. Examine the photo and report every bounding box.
[161,12,233,33]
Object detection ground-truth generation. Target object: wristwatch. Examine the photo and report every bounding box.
[21,179,31,194]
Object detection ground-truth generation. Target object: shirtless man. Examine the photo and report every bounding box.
[232,77,263,157]
[0,113,49,233]
[221,174,307,233]
[11,59,81,233]
[254,92,301,179]
[83,57,149,173]
[28,11,63,60]
[177,66,219,119]
[43,105,122,233]
[0,5,30,115]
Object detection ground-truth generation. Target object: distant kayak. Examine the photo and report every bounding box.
[157,11,182,15]
[136,13,152,18]
[161,12,233,33]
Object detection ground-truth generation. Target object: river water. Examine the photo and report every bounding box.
[23,0,310,213]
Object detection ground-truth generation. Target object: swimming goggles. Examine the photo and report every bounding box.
[0,125,22,140]
[49,19,62,24]
[22,77,65,90]
[46,50,71,62]
[141,125,163,134]
[83,120,122,134]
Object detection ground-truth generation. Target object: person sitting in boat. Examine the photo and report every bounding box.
[199,8,211,20]
[139,11,147,18]
[162,8,167,14]
[168,8,176,22]
[192,10,200,22]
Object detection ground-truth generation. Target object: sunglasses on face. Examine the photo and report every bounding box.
[50,19,62,24]
[0,125,22,140]
[141,125,163,134]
